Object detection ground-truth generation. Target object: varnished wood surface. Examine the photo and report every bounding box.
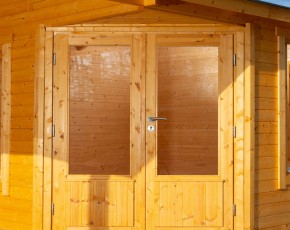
[0,0,288,228]
[145,34,234,229]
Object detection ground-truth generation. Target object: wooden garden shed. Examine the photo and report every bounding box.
[0,0,290,229]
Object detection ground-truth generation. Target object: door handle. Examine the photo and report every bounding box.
[148,116,167,122]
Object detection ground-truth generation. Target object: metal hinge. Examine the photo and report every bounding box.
[233,204,236,216]
[53,53,56,65]
[51,203,55,215]
[233,54,237,66]
[52,125,55,137]
[233,126,237,138]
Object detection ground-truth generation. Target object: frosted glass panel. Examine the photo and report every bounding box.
[69,46,131,175]
[157,46,219,175]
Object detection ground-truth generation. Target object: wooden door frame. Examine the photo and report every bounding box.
[33,24,255,230]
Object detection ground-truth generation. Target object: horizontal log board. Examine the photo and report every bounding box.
[254,23,290,229]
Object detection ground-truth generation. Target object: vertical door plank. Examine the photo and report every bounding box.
[193,182,206,226]
[131,33,146,230]
[219,34,234,230]
[70,182,82,226]
[81,182,91,226]
[234,31,245,229]
[169,182,183,226]
[153,181,160,227]
[52,33,69,229]
[145,33,157,230]
[159,182,170,226]
[182,183,195,226]
[127,181,134,226]
[104,182,117,226]
[65,182,71,227]
[117,181,128,226]
[43,30,53,230]
[205,182,223,226]
[94,181,105,227]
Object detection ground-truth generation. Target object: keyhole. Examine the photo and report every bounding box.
[148,125,155,132]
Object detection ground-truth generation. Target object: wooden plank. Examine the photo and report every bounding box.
[257,212,290,229]
[145,33,157,230]
[276,27,290,38]
[1,43,12,196]
[109,0,157,6]
[234,31,245,230]
[219,34,234,230]
[69,33,132,46]
[277,36,287,190]
[256,190,290,206]
[157,34,220,46]
[182,0,290,23]
[244,23,255,230]
[0,1,140,28]
[32,25,45,230]
[205,182,223,226]
[0,34,13,45]
[131,33,146,229]
[43,30,53,230]
[47,25,244,33]
[52,33,69,229]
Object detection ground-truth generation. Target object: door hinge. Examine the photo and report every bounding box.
[53,53,56,65]
[232,204,236,216]
[52,125,55,137]
[51,203,55,215]
[233,126,237,138]
[233,54,237,66]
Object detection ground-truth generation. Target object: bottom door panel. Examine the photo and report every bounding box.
[64,181,134,227]
[152,181,223,227]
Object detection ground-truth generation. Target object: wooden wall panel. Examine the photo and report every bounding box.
[254,24,290,229]
[0,1,141,229]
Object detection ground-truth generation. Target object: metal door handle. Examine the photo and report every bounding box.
[148,116,167,122]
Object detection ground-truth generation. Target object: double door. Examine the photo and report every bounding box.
[52,31,234,230]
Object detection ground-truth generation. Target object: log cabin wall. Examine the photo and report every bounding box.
[0,1,142,229]
[0,0,289,229]
[254,23,290,229]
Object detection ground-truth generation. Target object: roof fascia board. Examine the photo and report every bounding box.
[110,0,157,6]
[182,0,290,23]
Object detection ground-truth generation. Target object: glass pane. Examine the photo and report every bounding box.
[157,46,219,175]
[69,46,131,175]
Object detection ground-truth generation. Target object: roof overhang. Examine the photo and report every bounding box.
[111,0,290,23]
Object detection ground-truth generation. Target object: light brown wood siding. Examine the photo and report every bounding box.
[0,1,141,229]
[0,0,290,229]
[255,23,290,229]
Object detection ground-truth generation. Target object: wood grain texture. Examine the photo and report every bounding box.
[1,43,11,196]
[277,35,287,189]
[255,24,290,230]
[32,25,45,229]
[146,33,234,229]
